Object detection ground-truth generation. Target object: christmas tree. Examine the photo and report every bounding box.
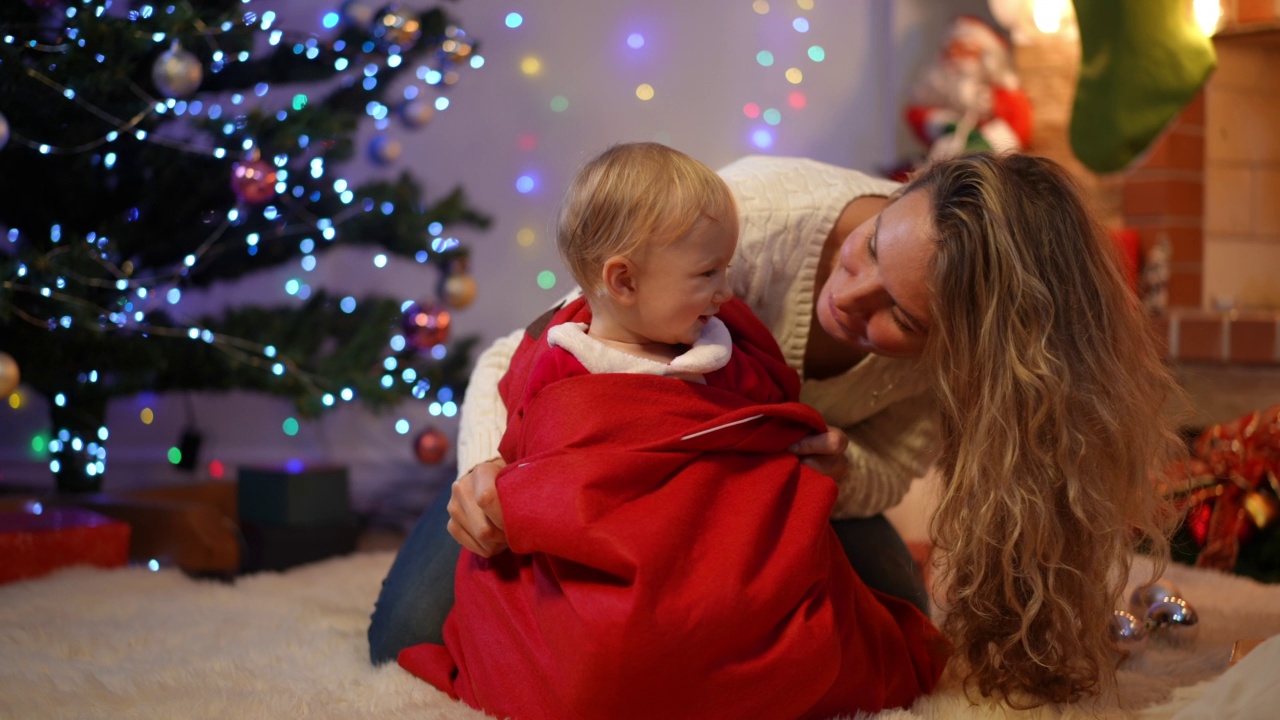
[0,0,488,493]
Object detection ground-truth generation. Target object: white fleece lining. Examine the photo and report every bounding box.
[546,316,733,377]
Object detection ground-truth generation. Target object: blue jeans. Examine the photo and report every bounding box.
[367,490,929,665]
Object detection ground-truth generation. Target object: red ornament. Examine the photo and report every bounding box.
[402,302,451,349]
[230,159,278,205]
[414,427,450,464]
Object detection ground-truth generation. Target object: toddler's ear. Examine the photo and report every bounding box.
[601,255,639,305]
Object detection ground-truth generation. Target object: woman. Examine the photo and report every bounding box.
[372,151,1182,706]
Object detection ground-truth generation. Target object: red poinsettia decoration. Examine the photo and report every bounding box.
[1172,405,1280,572]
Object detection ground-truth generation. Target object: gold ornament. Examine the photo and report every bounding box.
[152,42,203,98]
[373,5,422,50]
[0,352,18,396]
[441,270,477,309]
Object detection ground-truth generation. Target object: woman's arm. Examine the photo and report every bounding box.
[832,393,939,518]
[455,327,522,477]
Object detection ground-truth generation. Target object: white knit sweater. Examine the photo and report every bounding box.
[457,155,939,517]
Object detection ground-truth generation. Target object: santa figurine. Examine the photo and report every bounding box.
[905,15,1033,160]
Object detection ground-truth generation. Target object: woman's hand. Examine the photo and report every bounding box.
[789,425,850,482]
[447,459,509,557]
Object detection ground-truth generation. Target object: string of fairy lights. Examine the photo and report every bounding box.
[503,0,827,292]
[1,0,484,480]
[2,0,829,483]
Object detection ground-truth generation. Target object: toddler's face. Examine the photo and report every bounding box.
[628,218,737,347]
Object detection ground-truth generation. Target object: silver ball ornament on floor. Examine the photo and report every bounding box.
[1144,597,1200,645]
[152,42,203,98]
[1128,579,1182,618]
[1110,609,1148,656]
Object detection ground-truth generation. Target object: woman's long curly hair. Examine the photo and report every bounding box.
[903,152,1185,706]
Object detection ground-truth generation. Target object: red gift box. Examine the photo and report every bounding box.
[0,506,131,585]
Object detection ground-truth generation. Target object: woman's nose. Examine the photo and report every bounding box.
[831,269,886,314]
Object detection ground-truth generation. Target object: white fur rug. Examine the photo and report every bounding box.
[1,551,1278,720]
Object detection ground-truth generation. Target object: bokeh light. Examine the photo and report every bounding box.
[797,0,814,9]
[282,417,300,436]
[788,91,807,109]
[520,56,542,76]
[537,270,557,289]
[517,228,536,247]
[516,175,536,193]
[743,102,761,119]
[8,393,20,409]
[792,17,810,33]
[756,50,774,67]
[751,129,774,149]
[518,132,538,150]
[505,12,523,28]
[763,108,782,125]
[785,67,803,84]
[550,95,569,112]
[635,83,655,101]
[753,0,770,14]
[209,459,225,478]
[627,32,645,49]
[141,407,155,424]
[807,45,825,62]
[167,447,182,464]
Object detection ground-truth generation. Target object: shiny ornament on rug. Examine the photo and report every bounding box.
[0,111,9,151]
[439,259,477,309]
[1128,579,1182,618]
[414,426,450,464]
[400,98,435,128]
[1110,609,1148,656]
[402,302,451,349]
[369,135,403,165]
[0,352,19,396]
[1145,597,1200,645]
[372,5,422,50]
[151,42,203,98]
[230,158,277,205]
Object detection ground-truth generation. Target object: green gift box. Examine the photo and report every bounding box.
[237,464,352,527]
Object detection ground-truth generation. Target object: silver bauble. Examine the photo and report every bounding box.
[1129,579,1182,618]
[401,98,435,128]
[341,0,378,28]
[1145,597,1200,645]
[1110,609,1148,657]
[152,43,203,98]
[368,135,403,165]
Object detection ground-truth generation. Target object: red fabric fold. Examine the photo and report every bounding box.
[399,297,949,719]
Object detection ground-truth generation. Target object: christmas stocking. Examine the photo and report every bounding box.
[1069,0,1216,173]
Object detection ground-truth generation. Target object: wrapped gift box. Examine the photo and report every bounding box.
[0,507,130,585]
[238,465,352,527]
[240,517,360,573]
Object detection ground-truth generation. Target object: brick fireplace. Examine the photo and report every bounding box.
[1016,1,1280,366]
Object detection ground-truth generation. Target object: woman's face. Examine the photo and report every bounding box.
[816,189,935,359]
